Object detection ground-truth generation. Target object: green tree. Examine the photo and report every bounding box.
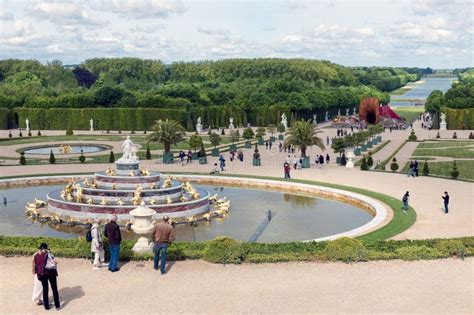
[255,127,266,139]
[360,156,368,170]
[230,130,240,143]
[79,149,86,163]
[188,134,203,152]
[242,127,255,140]
[145,146,152,160]
[19,152,26,165]
[451,161,459,179]
[367,152,374,167]
[49,150,56,164]
[147,119,185,153]
[109,150,115,163]
[284,119,325,157]
[267,124,276,136]
[277,123,285,134]
[331,138,346,157]
[422,160,429,176]
[209,132,221,148]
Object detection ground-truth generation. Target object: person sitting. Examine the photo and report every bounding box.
[210,163,220,175]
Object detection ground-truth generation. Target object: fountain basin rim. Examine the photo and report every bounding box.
[1,174,389,242]
[19,143,112,155]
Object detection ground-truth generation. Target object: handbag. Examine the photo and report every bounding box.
[44,252,57,270]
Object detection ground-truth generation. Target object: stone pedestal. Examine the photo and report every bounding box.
[440,122,447,131]
[346,148,355,169]
[196,124,203,134]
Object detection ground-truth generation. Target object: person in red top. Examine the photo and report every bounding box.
[33,243,61,311]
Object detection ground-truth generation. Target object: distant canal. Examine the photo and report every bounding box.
[390,77,456,107]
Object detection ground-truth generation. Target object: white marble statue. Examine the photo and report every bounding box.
[313,114,317,126]
[337,109,341,116]
[440,112,447,131]
[90,118,94,131]
[118,135,139,163]
[345,108,349,116]
[353,107,357,115]
[229,117,235,129]
[325,111,329,121]
[281,113,288,129]
[25,118,30,132]
[196,117,203,133]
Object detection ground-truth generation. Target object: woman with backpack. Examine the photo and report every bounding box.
[33,243,61,311]
[90,221,107,270]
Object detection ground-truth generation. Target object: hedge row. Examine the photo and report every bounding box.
[444,108,474,130]
[1,104,353,130]
[1,235,472,264]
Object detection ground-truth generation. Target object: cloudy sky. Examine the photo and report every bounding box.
[0,0,472,68]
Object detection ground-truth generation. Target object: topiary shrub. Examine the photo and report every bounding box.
[221,128,225,135]
[360,156,368,170]
[144,129,147,134]
[131,129,135,134]
[436,132,440,139]
[204,237,243,264]
[19,131,23,137]
[390,157,399,172]
[8,130,12,138]
[324,237,368,263]
[79,150,86,163]
[118,129,122,134]
[408,130,417,141]
[28,131,32,137]
[452,132,457,139]
[66,125,73,136]
[422,160,429,176]
[145,146,152,160]
[37,130,42,136]
[396,245,440,261]
[109,150,115,163]
[367,152,373,167]
[469,132,474,139]
[106,129,110,134]
[49,150,56,164]
[435,240,464,257]
[19,152,26,165]
[451,161,459,179]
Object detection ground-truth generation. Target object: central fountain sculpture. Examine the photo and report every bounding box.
[44,137,229,224]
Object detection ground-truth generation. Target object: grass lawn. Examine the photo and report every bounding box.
[416,141,473,149]
[392,106,425,124]
[390,86,413,95]
[402,160,474,181]
[413,145,474,158]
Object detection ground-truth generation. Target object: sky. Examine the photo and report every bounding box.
[0,0,473,68]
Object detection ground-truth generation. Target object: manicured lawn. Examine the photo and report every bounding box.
[413,145,474,158]
[392,106,425,124]
[402,160,474,181]
[416,141,473,149]
[390,86,413,95]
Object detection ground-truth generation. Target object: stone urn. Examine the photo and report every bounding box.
[129,201,156,253]
[345,147,355,169]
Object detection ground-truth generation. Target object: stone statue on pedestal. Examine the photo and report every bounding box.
[345,108,349,116]
[337,109,341,117]
[325,111,329,121]
[90,118,94,131]
[196,117,203,133]
[25,118,30,132]
[281,113,288,129]
[353,107,357,115]
[229,117,235,129]
[118,136,139,163]
[439,112,447,131]
[312,114,317,126]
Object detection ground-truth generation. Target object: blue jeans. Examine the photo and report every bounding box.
[444,203,449,213]
[154,243,168,273]
[403,201,408,211]
[108,244,120,271]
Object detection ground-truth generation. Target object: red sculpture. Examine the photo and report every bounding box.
[359,98,381,124]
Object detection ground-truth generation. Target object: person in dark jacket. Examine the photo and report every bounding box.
[34,243,61,310]
[104,215,122,272]
[442,191,450,214]
[151,216,176,274]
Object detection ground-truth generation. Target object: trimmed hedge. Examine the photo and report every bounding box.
[444,108,474,130]
[0,236,472,264]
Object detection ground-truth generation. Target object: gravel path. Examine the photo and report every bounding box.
[1,256,472,314]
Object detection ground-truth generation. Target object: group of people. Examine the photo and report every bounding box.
[402,191,450,214]
[32,215,176,310]
[407,160,419,177]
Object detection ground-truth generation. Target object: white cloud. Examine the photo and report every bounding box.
[105,0,185,19]
[0,9,14,20]
[197,26,231,36]
[129,24,166,33]
[25,1,107,26]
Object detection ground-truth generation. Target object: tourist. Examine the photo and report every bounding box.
[442,192,450,214]
[34,243,61,311]
[211,163,220,175]
[292,155,298,169]
[402,191,409,213]
[104,215,121,272]
[326,154,330,164]
[219,154,226,171]
[91,220,107,270]
[265,141,269,150]
[407,161,415,177]
[297,158,302,170]
[31,250,43,306]
[151,216,176,274]
[283,162,291,179]
[319,154,324,165]
[237,149,244,162]
[269,141,273,150]
[230,150,235,162]
[315,155,319,165]
[413,160,419,177]
[279,142,283,152]
[326,136,330,146]
[291,146,295,153]
[179,150,185,164]
[350,126,354,132]
[187,150,192,164]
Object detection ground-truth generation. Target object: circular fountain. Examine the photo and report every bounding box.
[45,136,225,223]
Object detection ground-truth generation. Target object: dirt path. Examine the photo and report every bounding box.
[1,256,472,314]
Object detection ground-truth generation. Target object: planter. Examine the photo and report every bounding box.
[253,158,261,166]
[278,134,284,140]
[361,145,367,152]
[301,156,310,168]
[244,141,252,149]
[346,148,355,168]
[366,141,373,148]
[377,136,382,142]
[354,148,361,156]
[163,153,174,164]
[270,136,276,142]
[336,156,341,164]
[199,157,207,164]
[192,152,199,160]
[257,138,264,145]
[211,148,220,157]
[229,144,237,151]
[372,138,379,145]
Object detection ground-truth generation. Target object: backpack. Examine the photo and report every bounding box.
[86,227,93,242]
[402,195,408,202]
[44,252,57,270]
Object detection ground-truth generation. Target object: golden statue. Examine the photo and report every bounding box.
[149,197,157,205]
[111,184,116,190]
[117,198,124,206]
[83,178,90,188]
[140,167,150,176]
[106,167,115,176]
[132,185,142,205]
[191,190,200,200]
[128,170,135,177]
[100,197,107,205]
[87,197,93,205]
[64,179,74,195]
[60,190,66,200]
[180,195,187,202]
[166,197,172,204]
[75,184,83,203]
[66,193,73,201]
[163,176,172,188]
[150,183,158,189]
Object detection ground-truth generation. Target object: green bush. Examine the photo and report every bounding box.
[360,156,368,170]
[408,130,417,141]
[367,153,374,167]
[435,240,464,256]
[451,161,459,179]
[79,150,86,163]
[396,245,440,261]
[204,237,244,264]
[390,157,399,172]
[66,125,73,136]
[109,150,115,163]
[324,237,368,263]
[19,152,26,165]
[145,146,152,160]
[37,130,41,136]
[49,150,56,164]
[422,160,429,176]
